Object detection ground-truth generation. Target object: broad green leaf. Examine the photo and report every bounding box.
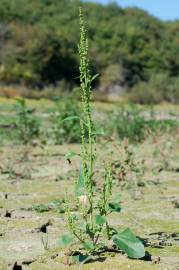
[95,215,106,226]
[58,234,74,247]
[72,254,91,264]
[113,228,145,258]
[108,202,121,212]
[75,167,85,196]
[65,151,79,160]
[83,240,95,251]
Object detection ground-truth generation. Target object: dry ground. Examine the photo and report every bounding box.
[0,134,179,270]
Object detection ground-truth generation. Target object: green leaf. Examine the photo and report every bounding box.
[82,240,95,251]
[95,215,106,226]
[58,234,74,247]
[113,228,145,258]
[108,202,121,212]
[75,166,85,196]
[72,254,91,264]
[61,116,79,123]
[65,151,79,160]
[92,129,105,136]
[91,74,99,82]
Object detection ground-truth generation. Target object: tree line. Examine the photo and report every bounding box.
[0,0,179,103]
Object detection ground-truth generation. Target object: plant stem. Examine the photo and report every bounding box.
[79,8,96,234]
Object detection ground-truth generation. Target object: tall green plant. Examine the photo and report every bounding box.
[58,9,145,263]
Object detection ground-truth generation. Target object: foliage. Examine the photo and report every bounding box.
[0,99,178,146]
[108,105,178,143]
[58,10,145,261]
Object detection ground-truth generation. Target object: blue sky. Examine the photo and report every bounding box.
[87,0,179,21]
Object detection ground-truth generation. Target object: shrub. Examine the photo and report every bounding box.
[129,74,179,104]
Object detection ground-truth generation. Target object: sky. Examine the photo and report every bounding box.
[87,0,179,21]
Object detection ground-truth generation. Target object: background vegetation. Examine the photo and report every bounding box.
[0,0,179,103]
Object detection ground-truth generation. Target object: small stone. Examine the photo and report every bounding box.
[151,256,160,264]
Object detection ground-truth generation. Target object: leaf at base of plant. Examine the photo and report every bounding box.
[112,228,145,258]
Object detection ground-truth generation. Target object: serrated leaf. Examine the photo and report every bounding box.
[58,234,74,247]
[75,166,85,196]
[113,228,145,258]
[72,254,91,264]
[108,202,121,212]
[95,215,106,226]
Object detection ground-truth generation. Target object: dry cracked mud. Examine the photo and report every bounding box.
[0,136,179,270]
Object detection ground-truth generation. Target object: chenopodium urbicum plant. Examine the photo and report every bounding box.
[58,9,145,263]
